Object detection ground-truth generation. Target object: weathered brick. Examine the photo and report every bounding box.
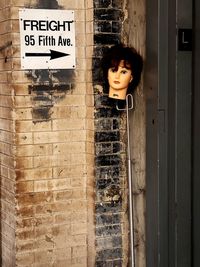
[53,165,86,178]
[86,8,93,21]
[0,142,13,155]
[96,214,121,226]
[0,118,13,131]
[96,247,122,261]
[16,240,34,252]
[16,228,35,241]
[0,130,14,144]
[52,118,85,131]
[71,177,86,187]
[33,130,87,144]
[16,252,35,265]
[16,144,53,157]
[67,234,87,247]
[16,217,35,229]
[15,156,33,169]
[94,8,124,21]
[53,143,85,156]
[17,192,53,207]
[34,215,54,227]
[54,247,72,260]
[33,154,87,168]
[72,223,87,235]
[35,201,72,215]
[92,7,126,255]
[112,21,122,33]
[1,227,15,250]
[54,212,71,224]
[1,210,15,227]
[94,0,111,8]
[15,133,33,145]
[96,224,122,237]
[71,211,88,223]
[33,249,54,264]
[1,187,15,203]
[71,200,88,212]
[52,106,86,119]
[16,181,34,193]
[14,95,32,108]
[1,177,15,193]
[0,1,96,266]
[16,205,35,217]
[71,256,87,267]
[95,154,121,166]
[0,95,13,107]
[16,168,53,181]
[34,178,71,192]
[74,9,85,22]
[86,21,94,34]
[15,108,32,120]
[0,106,12,119]
[86,34,94,50]
[0,20,11,34]
[96,236,122,249]
[56,0,85,9]
[72,245,87,259]
[94,21,112,33]
[54,189,86,201]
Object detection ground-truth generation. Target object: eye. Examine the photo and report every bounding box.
[110,67,117,72]
[121,70,128,74]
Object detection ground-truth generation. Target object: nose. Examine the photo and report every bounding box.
[114,70,120,79]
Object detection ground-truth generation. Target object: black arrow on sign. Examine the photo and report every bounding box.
[25,50,70,60]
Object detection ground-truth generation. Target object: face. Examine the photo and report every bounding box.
[108,60,133,92]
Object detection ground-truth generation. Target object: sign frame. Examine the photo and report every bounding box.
[19,8,76,70]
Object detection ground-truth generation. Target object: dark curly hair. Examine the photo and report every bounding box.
[101,44,143,94]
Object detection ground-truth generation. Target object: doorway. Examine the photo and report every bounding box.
[145,0,193,266]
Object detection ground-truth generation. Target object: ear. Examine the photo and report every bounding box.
[130,75,133,83]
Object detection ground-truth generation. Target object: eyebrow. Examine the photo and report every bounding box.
[109,66,131,71]
[109,59,131,69]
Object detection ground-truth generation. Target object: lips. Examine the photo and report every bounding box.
[114,81,120,84]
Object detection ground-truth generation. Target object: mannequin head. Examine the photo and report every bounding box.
[102,44,143,100]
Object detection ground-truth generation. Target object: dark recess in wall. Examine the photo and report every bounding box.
[93,0,126,266]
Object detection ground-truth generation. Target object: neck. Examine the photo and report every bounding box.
[108,87,128,100]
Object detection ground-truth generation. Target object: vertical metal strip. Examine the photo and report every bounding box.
[176,0,192,266]
[117,94,135,266]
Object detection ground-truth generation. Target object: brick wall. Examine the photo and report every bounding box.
[0,1,16,266]
[0,0,146,266]
[0,0,95,266]
[93,1,129,266]
[93,0,146,266]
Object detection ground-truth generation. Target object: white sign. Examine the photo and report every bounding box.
[19,9,76,69]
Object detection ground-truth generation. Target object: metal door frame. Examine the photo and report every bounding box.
[192,0,200,265]
[145,0,192,266]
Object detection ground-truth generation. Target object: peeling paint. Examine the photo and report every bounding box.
[32,106,53,123]
[25,0,62,9]
[26,70,75,123]
[0,41,12,52]
[37,0,62,9]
